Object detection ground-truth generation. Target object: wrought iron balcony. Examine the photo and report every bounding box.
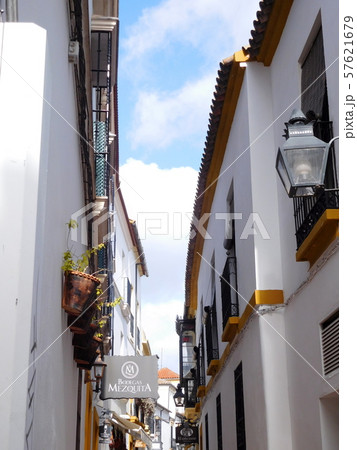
[220,256,239,330]
[293,121,338,250]
[205,307,219,367]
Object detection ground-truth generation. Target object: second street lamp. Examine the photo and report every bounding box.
[174,384,185,407]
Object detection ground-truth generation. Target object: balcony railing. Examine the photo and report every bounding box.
[198,340,206,387]
[205,305,219,367]
[92,30,112,198]
[220,256,239,330]
[293,120,339,249]
[294,189,339,249]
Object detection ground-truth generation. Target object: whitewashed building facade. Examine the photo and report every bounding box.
[180,0,339,449]
[1,0,153,449]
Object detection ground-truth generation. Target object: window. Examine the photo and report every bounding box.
[176,317,198,408]
[294,27,338,251]
[234,362,246,450]
[205,256,219,367]
[198,330,206,386]
[221,185,239,329]
[205,414,209,450]
[205,299,219,366]
[91,30,112,197]
[125,278,132,308]
[216,394,223,450]
[220,256,239,329]
[321,310,339,376]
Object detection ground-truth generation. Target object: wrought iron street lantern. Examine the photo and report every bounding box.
[173,384,185,407]
[84,355,107,393]
[99,418,112,444]
[276,109,330,197]
[98,409,113,444]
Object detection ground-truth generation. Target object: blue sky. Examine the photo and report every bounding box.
[117,0,261,371]
[118,0,259,169]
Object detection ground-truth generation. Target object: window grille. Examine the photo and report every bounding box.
[216,394,223,450]
[220,257,239,329]
[234,362,246,450]
[91,30,112,197]
[321,310,339,376]
[205,414,209,450]
[205,302,219,366]
[294,27,338,249]
[130,312,134,337]
[198,334,206,387]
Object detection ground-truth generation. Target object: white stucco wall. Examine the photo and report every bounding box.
[0,2,90,446]
[195,1,338,449]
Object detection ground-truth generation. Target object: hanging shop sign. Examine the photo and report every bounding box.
[101,355,159,400]
[176,424,199,444]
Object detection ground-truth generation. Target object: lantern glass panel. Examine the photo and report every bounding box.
[285,146,327,186]
[276,149,291,195]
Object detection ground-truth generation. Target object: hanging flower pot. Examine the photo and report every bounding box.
[67,302,98,334]
[72,323,101,348]
[61,220,104,316]
[62,270,100,315]
[74,337,101,367]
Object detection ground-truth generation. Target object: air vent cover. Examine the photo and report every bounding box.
[321,310,339,376]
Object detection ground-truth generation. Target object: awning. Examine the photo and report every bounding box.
[110,413,152,449]
[137,429,152,448]
[111,414,140,432]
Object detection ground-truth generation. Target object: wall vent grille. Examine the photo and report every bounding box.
[321,310,339,376]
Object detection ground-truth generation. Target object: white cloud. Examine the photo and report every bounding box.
[141,299,182,372]
[122,0,258,64]
[120,158,197,223]
[127,74,214,151]
[119,159,198,371]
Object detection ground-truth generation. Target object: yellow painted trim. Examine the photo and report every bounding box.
[296,209,339,267]
[221,341,231,364]
[84,382,93,450]
[185,408,198,422]
[197,385,206,398]
[257,0,294,66]
[188,52,249,314]
[254,289,284,305]
[222,316,240,342]
[206,359,220,377]
[130,416,146,428]
[239,290,284,332]
[92,407,99,450]
[142,341,151,355]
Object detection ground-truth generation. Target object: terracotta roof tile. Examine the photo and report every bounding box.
[158,367,179,380]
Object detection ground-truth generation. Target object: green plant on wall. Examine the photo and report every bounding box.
[61,219,105,273]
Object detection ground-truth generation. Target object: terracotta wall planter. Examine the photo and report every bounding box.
[72,325,101,349]
[73,337,101,367]
[62,271,100,315]
[67,303,98,334]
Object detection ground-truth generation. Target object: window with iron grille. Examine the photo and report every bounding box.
[220,256,239,329]
[205,300,219,366]
[205,414,209,450]
[126,278,132,309]
[321,310,339,376]
[198,333,206,387]
[91,30,112,197]
[216,394,223,450]
[294,27,338,249]
[130,312,134,337]
[234,362,246,450]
